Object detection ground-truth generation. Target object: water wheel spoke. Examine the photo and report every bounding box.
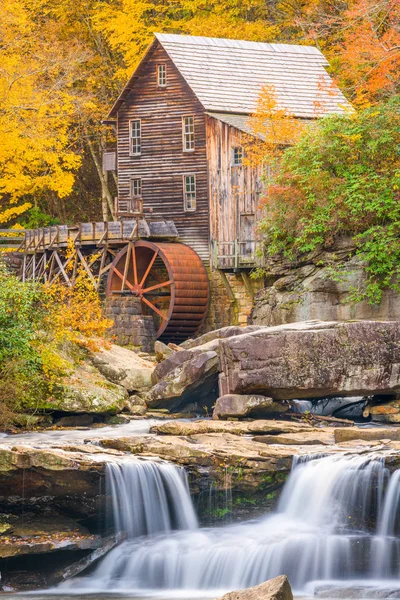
[142,280,173,294]
[141,296,168,321]
[132,244,138,285]
[122,242,132,291]
[112,266,135,292]
[139,250,159,287]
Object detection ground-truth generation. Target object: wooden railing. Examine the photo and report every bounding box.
[212,240,261,270]
[0,229,25,249]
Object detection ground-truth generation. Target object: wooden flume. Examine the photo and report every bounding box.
[14,220,209,342]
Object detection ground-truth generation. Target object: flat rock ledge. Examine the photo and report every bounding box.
[217,574,293,600]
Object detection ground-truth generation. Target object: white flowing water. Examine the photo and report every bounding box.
[106,460,198,537]
[60,453,400,597]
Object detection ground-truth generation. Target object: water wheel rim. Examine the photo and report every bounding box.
[106,241,176,338]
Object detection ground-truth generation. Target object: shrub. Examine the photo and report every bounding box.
[258,96,400,303]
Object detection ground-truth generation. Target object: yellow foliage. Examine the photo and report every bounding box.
[0,0,82,225]
[42,241,113,352]
[242,84,306,170]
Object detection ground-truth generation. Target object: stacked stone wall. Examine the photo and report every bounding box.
[203,270,263,332]
[104,295,155,353]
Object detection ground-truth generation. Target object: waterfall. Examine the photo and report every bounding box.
[106,460,198,537]
[62,453,400,596]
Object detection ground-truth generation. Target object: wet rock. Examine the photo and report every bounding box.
[334,427,400,444]
[56,414,94,427]
[0,443,123,516]
[217,574,293,600]
[90,344,154,393]
[150,419,317,437]
[291,396,368,420]
[315,584,400,598]
[11,413,53,428]
[0,513,102,558]
[369,396,400,423]
[49,533,120,585]
[213,394,289,419]
[218,321,400,400]
[146,350,219,410]
[100,432,295,495]
[103,414,130,425]
[254,431,334,445]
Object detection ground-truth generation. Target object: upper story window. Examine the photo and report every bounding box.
[182,116,195,152]
[183,174,196,211]
[129,119,141,156]
[157,64,167,87]
[232,146,243,166]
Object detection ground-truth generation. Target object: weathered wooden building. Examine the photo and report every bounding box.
[106,33,350,271]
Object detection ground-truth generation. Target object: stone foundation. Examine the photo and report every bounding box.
[104,296,156,353]
[203,270,263,332]
[104,270,262,352]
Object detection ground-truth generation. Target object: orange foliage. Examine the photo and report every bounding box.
[337,0,400,106]
[242,84,306,169]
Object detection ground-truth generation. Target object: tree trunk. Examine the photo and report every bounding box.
[86,135,116,221]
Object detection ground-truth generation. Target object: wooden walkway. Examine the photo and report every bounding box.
[2,219,179,288]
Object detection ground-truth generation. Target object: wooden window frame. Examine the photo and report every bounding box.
[129,119,141,156]
[182,115,195,152]
[130,177,142,199]
[232,146,243,166]
[157,63,167,88]
[183,174,196,212]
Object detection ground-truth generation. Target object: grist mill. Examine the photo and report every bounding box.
[11,34,349,350]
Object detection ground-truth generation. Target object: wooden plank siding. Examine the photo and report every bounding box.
[116,43,210,263]
[206,115,264,269]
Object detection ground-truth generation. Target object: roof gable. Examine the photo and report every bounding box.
[108,34,351,119]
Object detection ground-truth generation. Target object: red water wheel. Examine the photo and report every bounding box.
[106,241,209,342]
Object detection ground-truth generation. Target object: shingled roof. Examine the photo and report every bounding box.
[108,33,351,119]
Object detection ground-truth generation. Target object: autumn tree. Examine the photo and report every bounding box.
[0,0,84,225]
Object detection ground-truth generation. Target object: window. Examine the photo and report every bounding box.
[130,178,142,198]
[232,146,243,166]
[183,175,196,211]
[182,116,195,152]
[157,64,167,87]
[129,119,141,156]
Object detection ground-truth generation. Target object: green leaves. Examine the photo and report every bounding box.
[259,96,400,303]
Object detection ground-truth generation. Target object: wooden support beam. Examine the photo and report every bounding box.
[76,248,97,286]
[219,271,236,303]
[54,252,72,287]
[241,271,255,299]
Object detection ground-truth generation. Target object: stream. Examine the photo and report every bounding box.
[9,452,397,600]
[2,424,400,599]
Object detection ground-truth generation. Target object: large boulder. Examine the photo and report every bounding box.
[213,394,289,419]
[47,362,129,414]
[90,344,154,393]
[146,350,220,410]
[216,575,293,600]
[146,326,267,411]
[25,361,129,415]
[218,321,400,400]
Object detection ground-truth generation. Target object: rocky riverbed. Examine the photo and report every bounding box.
[1,319,400,591]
